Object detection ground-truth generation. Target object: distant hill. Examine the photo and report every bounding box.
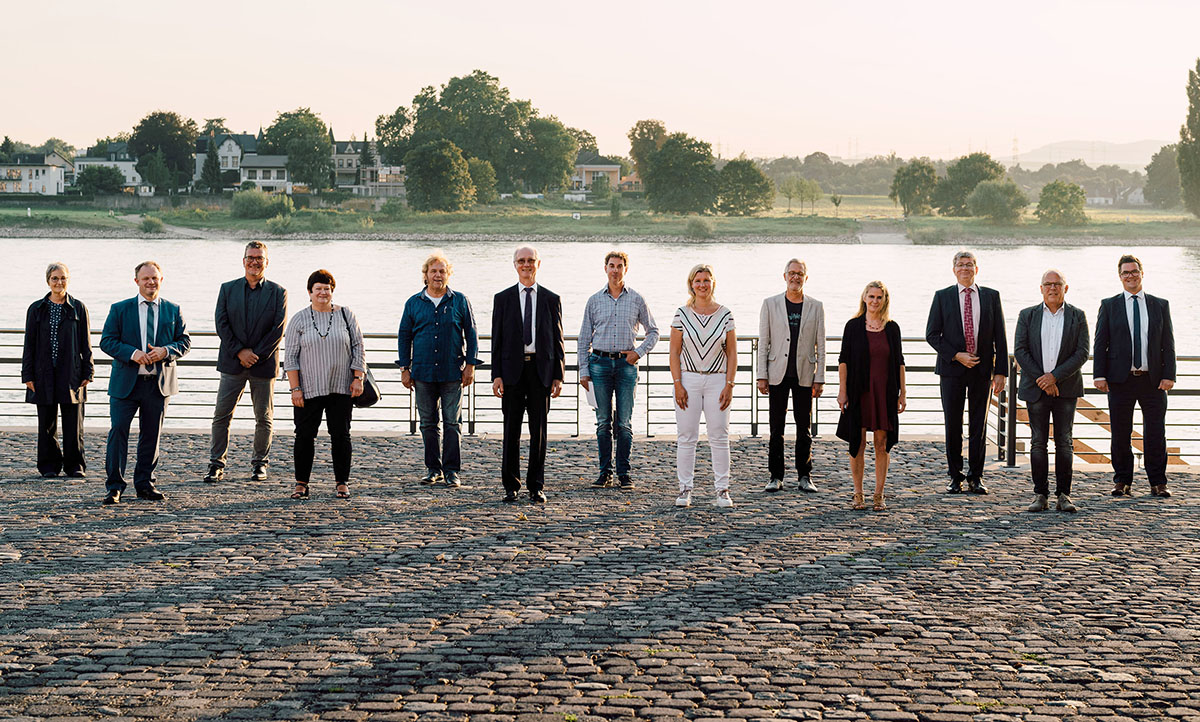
[1014,140,1171,172]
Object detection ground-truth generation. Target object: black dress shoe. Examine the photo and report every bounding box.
[946,479,964,494]
[967,478,989,495]
[136,488,167,501]
[102,490,121,505]
[1151,485,1173,498]
[530,490,547,504]
[40,471,60,478]
[1112,483,1132,497]
[502,490,519,503]
[66,470,87,478]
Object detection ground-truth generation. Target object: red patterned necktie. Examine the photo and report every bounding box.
[963,288,976,355]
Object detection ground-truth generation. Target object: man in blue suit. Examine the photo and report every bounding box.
[1093,254,1176,498]
[99,261,191,505]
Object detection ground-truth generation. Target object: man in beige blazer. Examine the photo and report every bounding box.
[757,258,826,492]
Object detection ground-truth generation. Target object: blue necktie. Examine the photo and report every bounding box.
[523,287,533,347]
[1132,295,1142,370]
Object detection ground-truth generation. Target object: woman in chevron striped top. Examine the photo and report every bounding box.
[668,264,738,509]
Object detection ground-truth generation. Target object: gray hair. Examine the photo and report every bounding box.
[783,258,806,275]
[45,262,69,283]
[1041,268,1067,284]
[245,240,268,256]
[953,250,976,266]
[513,245,540,262]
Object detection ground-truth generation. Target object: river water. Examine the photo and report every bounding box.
[7,237,1199,346]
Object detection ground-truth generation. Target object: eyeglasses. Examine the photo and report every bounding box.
[954,263,976,270]
[49,275,69,282]
[1041,282,1064,288]
[785,272,805,278]
[244,256,266,264]
[1119,270,1142,277]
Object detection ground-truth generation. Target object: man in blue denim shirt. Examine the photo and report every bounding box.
[578,251,659,490]
[397,252,481,486]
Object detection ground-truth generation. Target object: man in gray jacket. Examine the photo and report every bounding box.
[205,241,287,483]
[756,258,826,492]
[1013,269,1088,513]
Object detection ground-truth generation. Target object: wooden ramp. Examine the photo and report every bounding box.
[1003,396,1186,465]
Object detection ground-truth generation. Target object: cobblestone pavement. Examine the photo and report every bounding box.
[0,430,1198,722]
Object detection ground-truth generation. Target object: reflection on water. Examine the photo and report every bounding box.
[8,238,1200,351]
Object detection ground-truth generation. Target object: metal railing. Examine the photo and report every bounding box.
[2,328,1197,465]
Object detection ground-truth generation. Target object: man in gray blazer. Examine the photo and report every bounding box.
[205,241,287,483]
[1013,269,1089,513]
[756,258,826,492]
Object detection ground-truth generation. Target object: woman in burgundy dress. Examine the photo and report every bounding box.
[836,281,906,510]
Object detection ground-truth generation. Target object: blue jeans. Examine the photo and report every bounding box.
[414,380,462,473]
[589,353,637,476]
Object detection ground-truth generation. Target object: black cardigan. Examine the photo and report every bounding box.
[835,316,904,455]
[22,293,94,405]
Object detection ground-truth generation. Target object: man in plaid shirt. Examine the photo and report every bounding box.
[578,251,659,490]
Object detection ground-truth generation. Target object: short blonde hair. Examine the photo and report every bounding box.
[422,251,453,285]
[686,264,716,308]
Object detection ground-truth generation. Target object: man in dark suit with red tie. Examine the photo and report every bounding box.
[925,250,1007,494]
[1093,254,1177,498]
[491,245,565,504]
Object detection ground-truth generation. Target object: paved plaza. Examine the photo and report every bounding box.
[0,430,1198,721]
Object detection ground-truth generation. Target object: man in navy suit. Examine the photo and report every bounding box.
[491,245,565,504]
[1013,270,1089,513]
[1093,254,1176,498]
[99,261,191,505]
[925,251,1007,494]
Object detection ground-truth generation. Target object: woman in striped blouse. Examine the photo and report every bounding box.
[668,264,738,509]
[283,269,365,500]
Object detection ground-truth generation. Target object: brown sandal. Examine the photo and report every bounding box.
[873,492,886,511]
[852,493,866,510]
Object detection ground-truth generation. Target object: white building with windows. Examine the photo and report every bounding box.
[0,154,67,195]
[194,133,259,184]
[73,141,142,187]
[240,155,291,193]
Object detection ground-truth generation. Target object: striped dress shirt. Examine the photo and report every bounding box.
[283,305,365,398]
[577,285,659,379]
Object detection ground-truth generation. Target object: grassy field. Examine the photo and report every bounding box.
[5,195,1200,242]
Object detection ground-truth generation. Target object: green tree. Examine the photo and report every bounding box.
[202,118,230,136]
[375,106,412,165]
[889,158,938,216]
[519,117,577,193]
[1144,144,1181,209]
[89,133,131,158]
[1035,180,1087,225]
[200,143,223,192]
[408,70,534,189]
[467,157,498,204]
[36,138,75,157]
[567,127,598,153]
[591,172,612,200]
[261,108,329,155]
[966,178,1027,222]
[404,139,475,211]
[933,152,1005,216]
[643,132,718,214]
[717,157,774,216]
[628,119,667,180]
[800,178,823,214]
[611,155,634,178]
[357,132,375,184]
[830,194,843,216]
[129,111,199,192]
[286,134,334,190]
[0,136,13,161]
[140,151,172,193]
[779,175,803,212]
[1180,59,1200,218]
[76,165,126,195]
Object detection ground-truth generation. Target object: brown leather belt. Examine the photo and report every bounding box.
[1131,370,1147,377]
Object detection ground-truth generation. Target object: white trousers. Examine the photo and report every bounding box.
[674,371,731,491]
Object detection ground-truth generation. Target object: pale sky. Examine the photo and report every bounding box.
[6,0,1198,161]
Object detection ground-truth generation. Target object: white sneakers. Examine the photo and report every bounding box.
[675,489,734,508]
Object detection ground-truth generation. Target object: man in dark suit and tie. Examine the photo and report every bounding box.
[491,245,565,504]
[926,250,1007,494]
[205,241,287,484]
[1013,270,1089,513]
[99,261,191,505]
[1093,254,1176,498]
